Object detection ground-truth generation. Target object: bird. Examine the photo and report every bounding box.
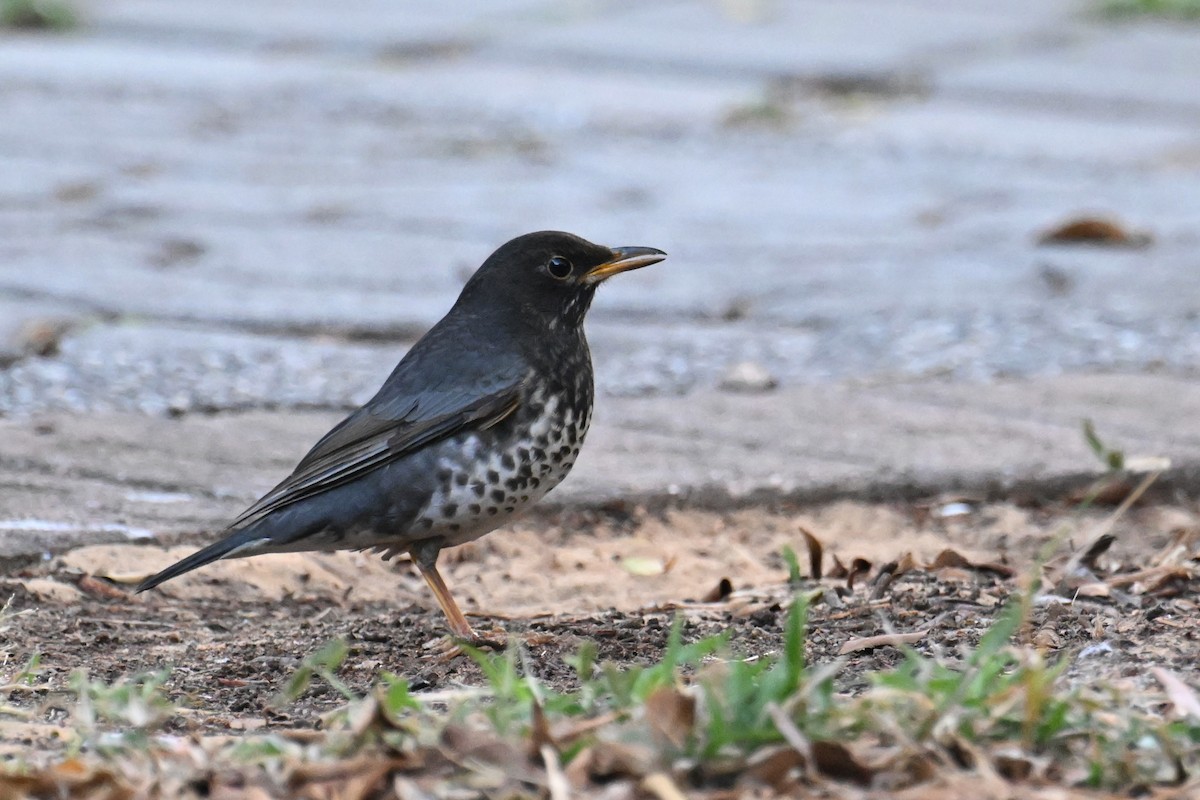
[136,231,667,647]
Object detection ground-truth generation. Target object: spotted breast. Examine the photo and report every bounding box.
[406,379,591,549]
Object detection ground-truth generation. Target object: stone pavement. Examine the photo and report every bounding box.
[1,1,1199,556]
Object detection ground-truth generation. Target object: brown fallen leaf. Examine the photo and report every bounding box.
[700,577,733,603]
[810,740,874,785]
[1066,476,1138,507]
[1078,533,1117,571]
[928,549,1015,578]
[828,554,849,579]
[644,687,695,748]
[846,558,872,591]
[528,699,555,759]
[1153,667,1200,719]
[289,758,398,800]
[438,724,541,783]
[740,746,806,791]
[838,630,927,655]
[870,568,896,600]
[871,552,917,599]
[0,757,127,797]
[1037,215,1152,248]
[583,740,656,781]
[798,526,823,579]
[1107,564,1193,590]
[1153,526,1200,567]
[226,717,266,731]
[993,751,1039,782]
[76,574,130,602]
[549,711,621,748]
[928,549,971,570]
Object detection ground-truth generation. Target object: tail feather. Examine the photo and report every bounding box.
[136,529,265,593]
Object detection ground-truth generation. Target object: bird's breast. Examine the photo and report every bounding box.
[407,381,593,547]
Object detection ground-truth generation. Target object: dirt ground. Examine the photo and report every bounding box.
[3,493,1200,748]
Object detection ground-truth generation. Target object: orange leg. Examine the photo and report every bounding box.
[412,544,504,650]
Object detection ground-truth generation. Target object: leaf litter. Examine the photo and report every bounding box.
[4,495,1200,796]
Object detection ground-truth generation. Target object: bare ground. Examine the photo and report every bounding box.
[3,492,1200,750]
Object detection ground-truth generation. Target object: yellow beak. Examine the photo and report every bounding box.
[583,246,667,284]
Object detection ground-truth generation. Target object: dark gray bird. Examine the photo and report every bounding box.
[137,231,666,646]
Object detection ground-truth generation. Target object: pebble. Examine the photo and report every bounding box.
[719,360,778,393]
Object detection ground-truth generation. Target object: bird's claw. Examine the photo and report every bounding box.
[424,626,508,661]
[459,630,508,652]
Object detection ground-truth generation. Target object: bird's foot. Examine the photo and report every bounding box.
[457,628,508,652]
[424,627,555,661]
[424,625,507,661]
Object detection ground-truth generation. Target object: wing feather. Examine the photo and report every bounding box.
[228,379,523,530]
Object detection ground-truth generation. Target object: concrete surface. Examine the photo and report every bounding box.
[2,373,1196,559]
[2,0,1199,556]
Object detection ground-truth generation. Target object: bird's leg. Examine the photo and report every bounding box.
[411,541,505,651]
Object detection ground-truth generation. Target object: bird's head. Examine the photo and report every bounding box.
[456,231,666,330]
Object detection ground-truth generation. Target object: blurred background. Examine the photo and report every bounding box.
[2,0,1200,418]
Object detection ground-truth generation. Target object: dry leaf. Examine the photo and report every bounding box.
[585,741,656,781]
[644,687,695,748]
[1067,477,1137,507]
[928,549,1014,578]
[1153,668,1200,719]
[700,577,733,602]
[765,702,813,765]
[288,758,398,800]
[810,740,873,785]
[928,549,971,570]
[77,574,130,601]
[838,630,926,655]
[1108,565,1192,590]
[528,699,556,758]
[549,711,621,748]
[741,746,806,791]
[1037,215,1151,248]
[846,558,871,591]
[799,526,823,579]
[346,696,382,737]
[227,717,266,732]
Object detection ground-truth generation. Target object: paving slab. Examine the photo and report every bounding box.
[2,0,1200,567]
[2,373,1195,559]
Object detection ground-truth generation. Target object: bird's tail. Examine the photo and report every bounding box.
[136,528,265,593]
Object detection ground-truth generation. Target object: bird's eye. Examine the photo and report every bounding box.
[546,256,573,280]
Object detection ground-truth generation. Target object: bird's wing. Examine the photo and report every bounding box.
[228,373,524,530]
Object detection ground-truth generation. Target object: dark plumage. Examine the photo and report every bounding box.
[137,231,666,645]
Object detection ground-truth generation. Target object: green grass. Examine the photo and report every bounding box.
[14,586,1199,795]
[0,0,76,29]
[1101,0,1200,18]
